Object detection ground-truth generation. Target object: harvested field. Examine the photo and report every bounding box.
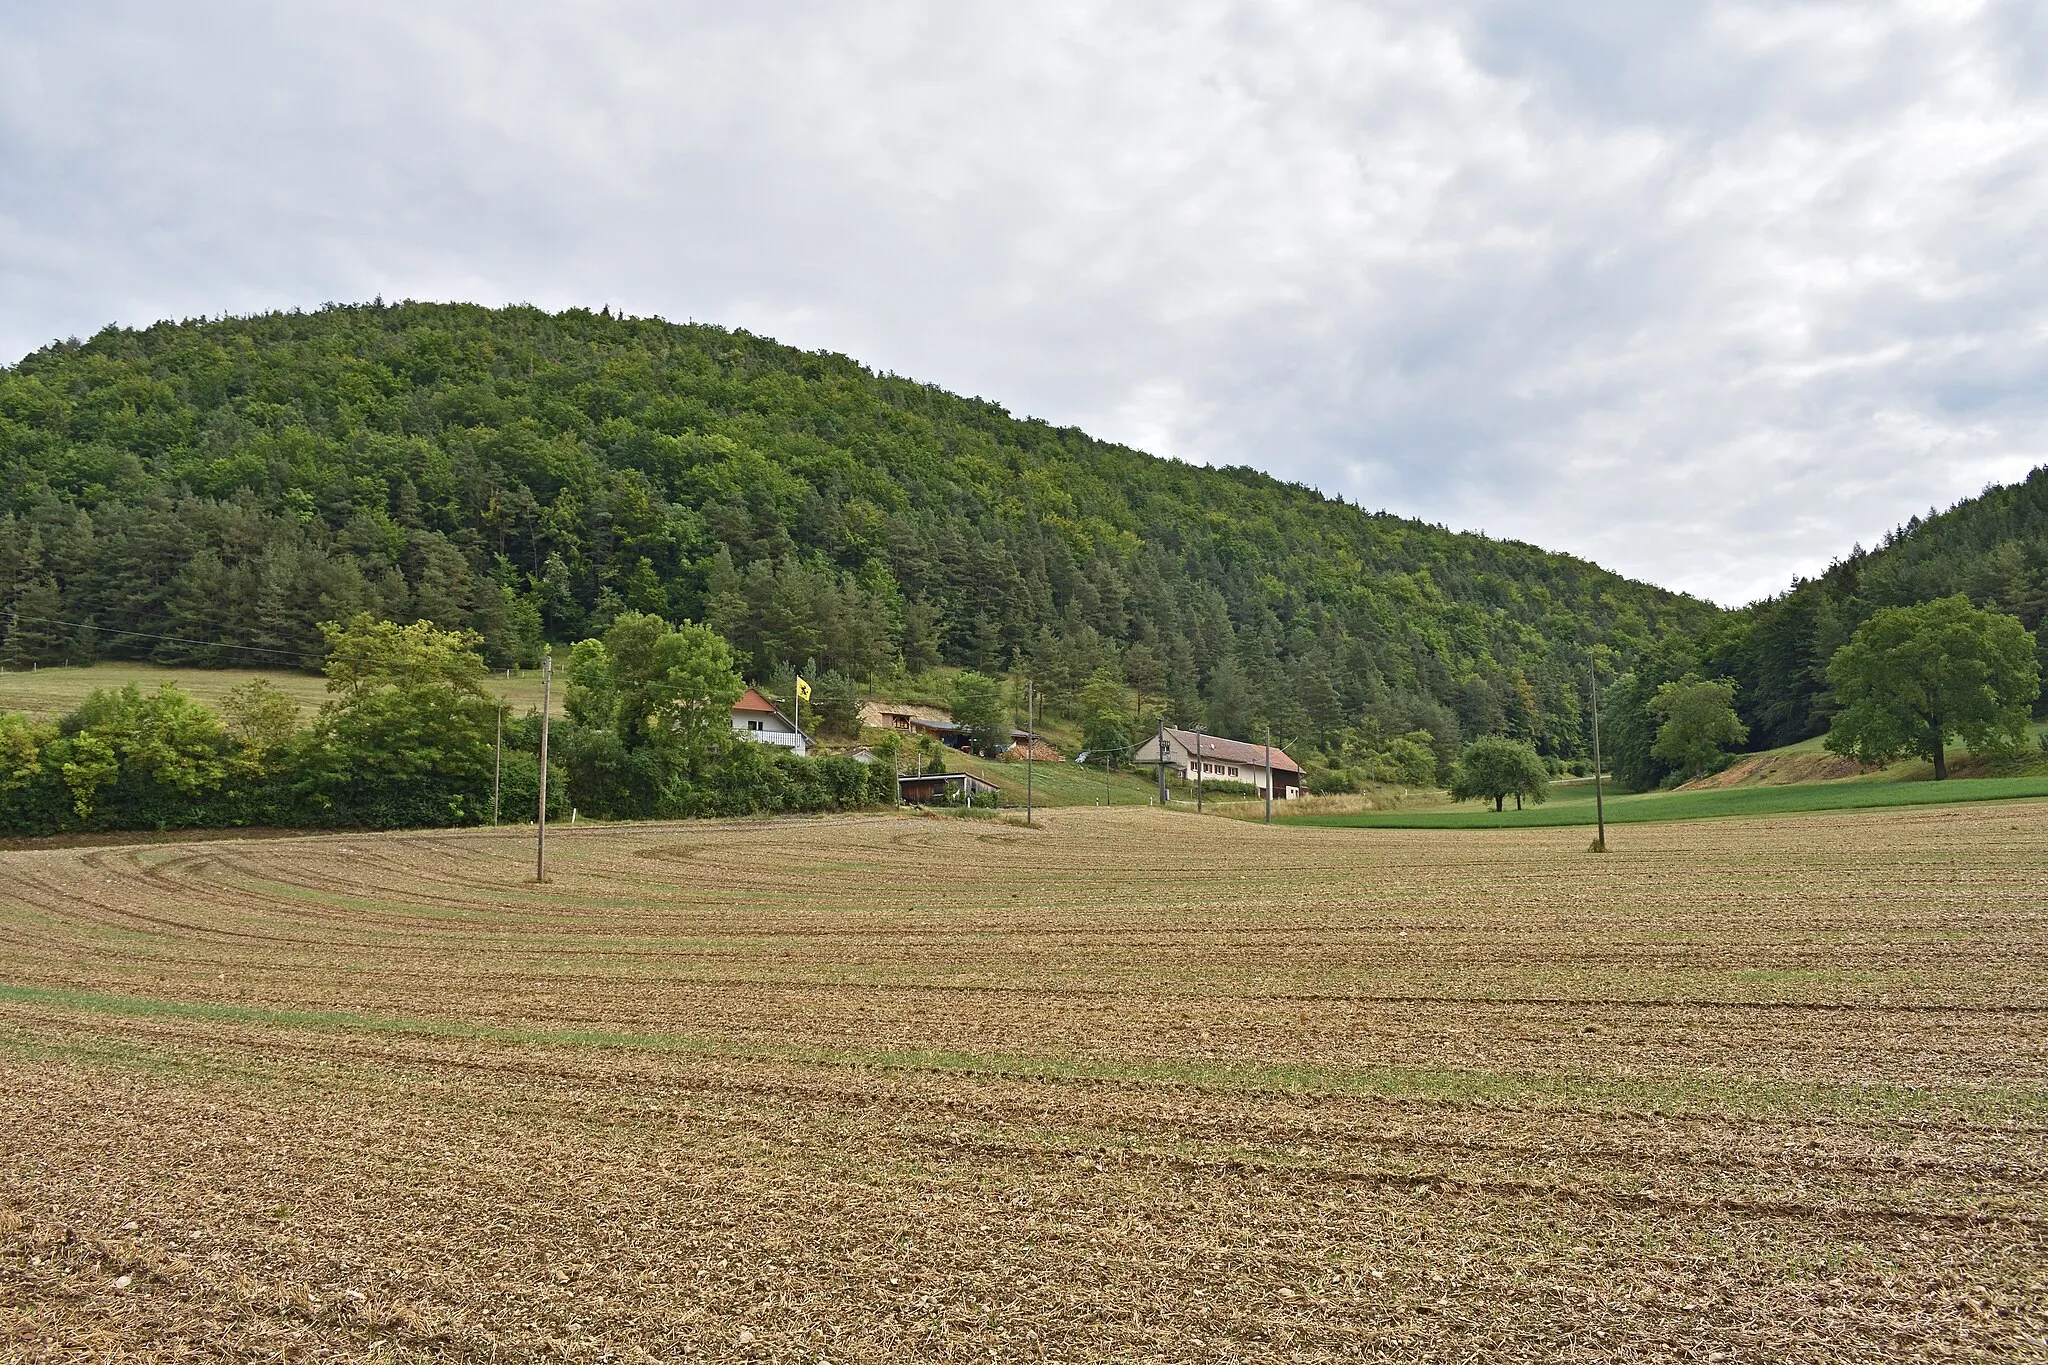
[2,802,2045,1361]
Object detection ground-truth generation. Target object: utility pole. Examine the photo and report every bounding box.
[1194,726,1204,814]
[536,651,552,882]
[1025,679,1035,827]
[1264,725,1273,825]
[492,701,504,824]
[1590,663,1607,853]
[1156,720,1167,805]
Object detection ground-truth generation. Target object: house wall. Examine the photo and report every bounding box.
[1179,760,1302,795]
[733,713,808,757]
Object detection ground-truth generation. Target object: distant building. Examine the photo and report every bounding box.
[897,771,1001,805]
[731,687,809,757]
[859,701,966,747]
[859,701,951,732]
[1129,727,1306,798]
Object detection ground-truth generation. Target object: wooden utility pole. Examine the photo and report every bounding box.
[1264,725,1273,825]
[536,652,552,882]
[492,701,504,824]
[1193,726,1204,814]
[1025,680,1035,827]
[1156,720,1167,805]
[1590,663,1607,853]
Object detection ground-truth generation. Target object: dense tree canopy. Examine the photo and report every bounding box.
[1823,596,2039,780]
[0,302,1714,777]
[1648,676,1747,782]
[1704,466,2048,751]
[1449,736,1550,812]
[949,671,1011,757]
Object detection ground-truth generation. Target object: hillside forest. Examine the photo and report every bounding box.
[1606,466,2048,788]
[2,301,2044,799]
[0,302,1715,790]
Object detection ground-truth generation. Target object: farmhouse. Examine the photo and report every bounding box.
[731,687,810,757]
[897,771,1001,805]
[1129,727,1306,798]
[855,699,1035,752]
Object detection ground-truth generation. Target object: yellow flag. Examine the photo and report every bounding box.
[795,676,812,702]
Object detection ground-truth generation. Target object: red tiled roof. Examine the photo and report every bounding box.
[733,687,779,713]
[1159,727,1304,774]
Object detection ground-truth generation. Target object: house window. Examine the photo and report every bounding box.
[748,720,764,731]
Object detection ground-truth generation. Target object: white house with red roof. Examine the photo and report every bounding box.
[730,687,810,757]
[1129,727,1306,798]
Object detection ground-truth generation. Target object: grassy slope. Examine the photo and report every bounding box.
[1689,722,2048,786]
[0,661,561,721]
[928,747,1165,807]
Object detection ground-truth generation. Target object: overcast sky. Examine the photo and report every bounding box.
[4,2,2046,604]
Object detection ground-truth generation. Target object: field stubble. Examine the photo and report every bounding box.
[2,802,2045,1361]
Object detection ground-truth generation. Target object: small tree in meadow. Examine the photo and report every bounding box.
[1449,736,1549,812]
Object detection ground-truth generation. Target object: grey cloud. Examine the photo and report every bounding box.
[3,1,2046,604]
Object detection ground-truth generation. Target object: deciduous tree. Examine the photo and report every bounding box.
[1648,676,1747,782]
[1824,597,2039,780]
[1449,736,1549,812]
[949,671,1010,757]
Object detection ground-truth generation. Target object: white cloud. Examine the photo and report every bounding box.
[3,0,2046,604]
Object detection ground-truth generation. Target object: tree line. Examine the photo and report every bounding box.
[1601,467,2048,788]
[0,615,893,837]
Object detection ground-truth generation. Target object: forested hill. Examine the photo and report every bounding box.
[0,301,1713,761]
[1695,466,2048,751]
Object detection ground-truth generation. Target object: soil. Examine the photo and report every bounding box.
[3,804,2045,1360]
[1679,750,1874,789]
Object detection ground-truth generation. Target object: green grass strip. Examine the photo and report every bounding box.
[1290,776,2048,829]
[4,981,2044,1123]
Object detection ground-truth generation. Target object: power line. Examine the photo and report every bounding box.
[1,613,311,661]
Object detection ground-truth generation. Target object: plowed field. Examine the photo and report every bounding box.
[3,802,2045,1361]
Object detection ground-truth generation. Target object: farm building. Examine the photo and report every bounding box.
[897,771,1001,805]
[731,687,810,757]
[1129,727,1306,798]
[857,700,1036,753]
[859,701,953,735]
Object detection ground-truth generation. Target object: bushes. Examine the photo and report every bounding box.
[0,613,901,837]
[1189,778,1261,798]
[658,743,895,818]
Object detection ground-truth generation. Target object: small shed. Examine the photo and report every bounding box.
[897,772,1001,805]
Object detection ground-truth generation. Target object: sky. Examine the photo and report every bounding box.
[4,1,2047,606]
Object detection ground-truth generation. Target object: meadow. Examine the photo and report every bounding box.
[2,799,2044,1360]
[0,660,561,721]
[1290,772,2048,829]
